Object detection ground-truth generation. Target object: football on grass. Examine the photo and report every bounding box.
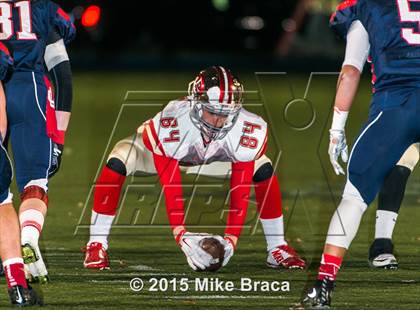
[199,237,225,271]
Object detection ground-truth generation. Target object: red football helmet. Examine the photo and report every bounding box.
[188,66,244,141]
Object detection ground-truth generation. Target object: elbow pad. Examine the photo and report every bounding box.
[45,38,69,71]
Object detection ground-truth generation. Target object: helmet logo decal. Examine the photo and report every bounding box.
[207,86,221,104]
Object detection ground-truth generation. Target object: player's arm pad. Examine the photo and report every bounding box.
[45,29,73,112]
[45,28,69,71]
[342,20,370,73]
[49,61,73,112]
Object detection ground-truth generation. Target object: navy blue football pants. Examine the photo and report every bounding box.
[347,88,420,205]
[0,72,54,201]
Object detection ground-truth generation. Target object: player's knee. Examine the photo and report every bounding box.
[253,163,273,182]
[108,138,138,175]
[106,157,127,176]
[397,144,419,171]
[21,183,48,206]
[253,156,273,182]
[326,197,367,249]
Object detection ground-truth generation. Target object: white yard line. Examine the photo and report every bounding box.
[90,280,129,284]
[53,273,187,277]
[164,295,287,300]
[128,264,157,271]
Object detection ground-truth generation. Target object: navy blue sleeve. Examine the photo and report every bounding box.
[329,0,359,39]
[49,61,73,112]
[47,27,62,45]
[0,43,13,81]
[49,1,76,44]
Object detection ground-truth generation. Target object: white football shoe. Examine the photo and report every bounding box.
[368,238,398,269]
[369,253,398,269]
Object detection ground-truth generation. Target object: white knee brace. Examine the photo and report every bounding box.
[325,197,367,249]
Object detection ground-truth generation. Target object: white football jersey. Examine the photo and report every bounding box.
[142,99,267,165]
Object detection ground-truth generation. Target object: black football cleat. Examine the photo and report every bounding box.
[8,285,43,307]
[302,278,334,309]
[368,238,398,269]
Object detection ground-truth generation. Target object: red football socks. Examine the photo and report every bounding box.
[3,258,27,289]
[317,253,343,281]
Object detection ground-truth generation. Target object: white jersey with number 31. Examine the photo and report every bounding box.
[142,99,267,165]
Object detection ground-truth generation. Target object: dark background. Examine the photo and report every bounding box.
[58,0,344,71]
[2,3,415,309]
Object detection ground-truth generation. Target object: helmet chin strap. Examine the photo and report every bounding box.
[201,132,212,146]
[200,125,219,146]
[199,115,225,144]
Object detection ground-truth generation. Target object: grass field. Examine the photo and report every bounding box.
[2,72,420,309]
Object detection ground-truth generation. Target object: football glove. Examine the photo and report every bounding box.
[214,236,235,267]
[48,143,63,178]
[177,231,214,271]
[328,129,348,175]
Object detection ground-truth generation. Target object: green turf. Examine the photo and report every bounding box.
[3,72,420,309]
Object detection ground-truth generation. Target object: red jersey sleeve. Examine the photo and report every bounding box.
[224,161,255,241]
[152,151,185,232]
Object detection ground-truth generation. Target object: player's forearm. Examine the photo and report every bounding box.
[50,61,72,139]
[152,153,186,235]
[331,18,369,130]
[331,65,361,130]
[224,161,255,247]
[332,19,369,129]
[49,61,73,113]
[45,30,74,117]
[56,111,71,131]
[334,65,361,112]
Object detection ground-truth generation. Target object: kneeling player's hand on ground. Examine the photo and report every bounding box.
[328,129,348,175]
[214,236,235,267]
[177,231,214,271]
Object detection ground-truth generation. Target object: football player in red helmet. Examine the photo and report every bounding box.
[84,66,305,271]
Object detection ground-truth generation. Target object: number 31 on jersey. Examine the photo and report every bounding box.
[0,1,37,40]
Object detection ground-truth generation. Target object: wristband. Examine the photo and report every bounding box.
[174,226,187,245]
[224,235,237,250]
[331,107,349,131]
[56,130,66,145]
